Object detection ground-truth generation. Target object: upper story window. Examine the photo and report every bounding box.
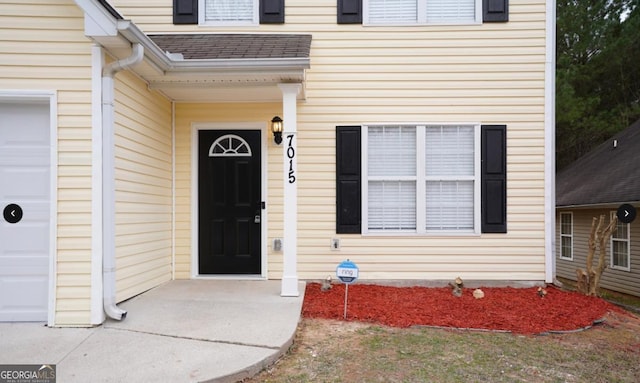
[364,0,481,25]
[200,0,259,25]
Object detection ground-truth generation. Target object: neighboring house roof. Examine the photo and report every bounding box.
[556,118,640,207]
[149,34,312,60]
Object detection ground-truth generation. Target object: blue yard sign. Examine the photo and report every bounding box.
[336,259,359,284]
[336,259,359,319]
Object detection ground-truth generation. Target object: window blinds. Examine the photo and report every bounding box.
[368,125,416,177]
[367,0,475,24]
[205,0,254,22]
[368,0,418,23]
[425,125,474,177]
[368,181,417,230]
[368,126,417,230]
[426,0,475,23]
[426,181,474,230]
[425,125,474,230]
[367,124,476,232]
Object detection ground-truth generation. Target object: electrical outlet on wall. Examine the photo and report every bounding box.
[273,238,282,252]
[331,238,340,250]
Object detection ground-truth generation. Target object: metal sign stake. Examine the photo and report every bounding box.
[343,284,349,319]
[336,259,359,320]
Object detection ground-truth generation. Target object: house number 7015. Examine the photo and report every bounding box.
[287,134,296,184]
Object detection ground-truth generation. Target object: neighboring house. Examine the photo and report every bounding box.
[0,0,556,326]
[556,119,640,297]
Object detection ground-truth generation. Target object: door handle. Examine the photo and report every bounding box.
[254,215,261,224]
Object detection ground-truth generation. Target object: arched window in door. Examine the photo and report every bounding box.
[209,134,252,157]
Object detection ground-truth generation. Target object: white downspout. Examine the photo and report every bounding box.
[102,43,144,320]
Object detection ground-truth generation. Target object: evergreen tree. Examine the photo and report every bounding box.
[556,0,639,169]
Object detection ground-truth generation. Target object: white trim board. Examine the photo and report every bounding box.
[544,0,557,283]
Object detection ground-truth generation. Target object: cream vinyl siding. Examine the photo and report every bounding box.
[114,71,173,301]
[0,1,94,325]
[556,209,640,297]
[120,0,549,281]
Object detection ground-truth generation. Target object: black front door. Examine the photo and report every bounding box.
[198,130,261,274]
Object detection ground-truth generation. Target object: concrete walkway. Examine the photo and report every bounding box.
[0,280,305,382]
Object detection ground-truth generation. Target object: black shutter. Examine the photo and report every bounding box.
[336,126,361,234]
[483,0,509,22]
[173,0,198,24]
[260,0,285,24]
[338,0,362,24]
[481,125,507,233]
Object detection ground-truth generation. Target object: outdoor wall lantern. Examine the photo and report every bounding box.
[271,116,283,145]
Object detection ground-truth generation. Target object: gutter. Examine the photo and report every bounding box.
[557,201,640,210]
[101,43,144,320]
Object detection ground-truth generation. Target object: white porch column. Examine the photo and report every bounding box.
[279,83,302,297]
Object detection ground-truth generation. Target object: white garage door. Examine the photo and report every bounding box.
[0,101,51,322]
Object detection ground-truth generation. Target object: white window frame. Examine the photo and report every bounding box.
[363,0,482,26]
[362,123,481,235]
[559,212,573,260]
[610,211,631,271]
[199,0,259,26]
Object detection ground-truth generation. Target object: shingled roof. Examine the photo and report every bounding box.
[556,118,640,207]
[149,34,312,60]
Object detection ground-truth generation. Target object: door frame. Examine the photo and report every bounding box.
[190,122,268,279]
[0,90,58,325]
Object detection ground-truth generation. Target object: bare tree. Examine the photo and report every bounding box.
[576,214,617,296]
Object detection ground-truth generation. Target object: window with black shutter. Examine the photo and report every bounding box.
[338,0,508,25]
[173,0,284,25]
[335,124,508,234]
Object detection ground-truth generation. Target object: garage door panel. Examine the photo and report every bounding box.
[1,200,49,217]
[0,256,49,274]
[0,102,49,143]
[0,277,48,322]
[0,230,49,254]
[1,171,49,199]
[0,151,49,166]
[0,101,51,322]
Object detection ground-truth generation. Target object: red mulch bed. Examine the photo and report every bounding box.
[302,283,626,334]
